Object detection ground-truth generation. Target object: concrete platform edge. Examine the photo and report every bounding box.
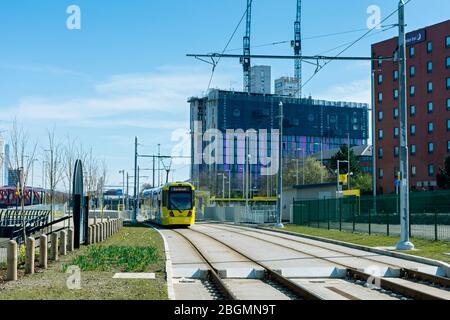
[217,222,450,278]
[151,226,175,300]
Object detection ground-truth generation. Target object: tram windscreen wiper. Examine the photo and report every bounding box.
[170,201,183,213]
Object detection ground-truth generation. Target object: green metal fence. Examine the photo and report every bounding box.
[293,191,450,241]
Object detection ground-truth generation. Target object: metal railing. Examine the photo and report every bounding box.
[293,190,450,241]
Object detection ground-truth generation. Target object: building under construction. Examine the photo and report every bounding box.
[189,90,369,196]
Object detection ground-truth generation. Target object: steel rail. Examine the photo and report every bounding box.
[168,228,237,301]
[180,228,326,300]
[201,224,448,300]
[211,223,450,289]
[346,269,445,300]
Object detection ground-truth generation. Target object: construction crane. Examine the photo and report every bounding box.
[292,0,302,98]
[241,0,252,93]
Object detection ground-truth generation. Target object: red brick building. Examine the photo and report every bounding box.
[372,20,450,194]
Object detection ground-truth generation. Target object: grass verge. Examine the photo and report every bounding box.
[275,225,450,264]
[0,223,167,300]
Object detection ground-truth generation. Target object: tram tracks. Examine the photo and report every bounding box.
[198,223,450,300]
[171,228,322,300]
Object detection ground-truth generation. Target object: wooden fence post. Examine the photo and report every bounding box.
[25,237,35,275]
[7,240,18,281]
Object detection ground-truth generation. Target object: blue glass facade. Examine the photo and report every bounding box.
[190,90,369,193]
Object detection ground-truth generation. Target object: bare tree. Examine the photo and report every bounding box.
[62,135,78,201]
[9,119,37,240]
[44,128,65,219]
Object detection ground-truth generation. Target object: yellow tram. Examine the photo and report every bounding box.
[141,182,196,227]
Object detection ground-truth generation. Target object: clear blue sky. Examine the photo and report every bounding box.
[0,0,449,189]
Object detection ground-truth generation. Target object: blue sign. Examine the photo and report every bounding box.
[406,29,426,46]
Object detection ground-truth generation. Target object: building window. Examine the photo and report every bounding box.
[378,56,383,67]
[378,111,383,121]
[393,70,399,81]
[428,61,433,73]
[447,57,450,69]
[410,85,415,97]
[428,122,434,133]
[428,102,433,113]
[379,168,384,179]
[428,164,434,177]
[394,89,399,100]
[410,66,415,77]
[410,105,416,116]
[428,143,434,154]
[410,46,415,58]
[447,119,450,131]
[446,36,450,48]
[427,41,432,53]
[447,99,450,110]
[378,129,384,140]
[394,147,399,157]
[447,78,450,90]
[394,127,399,138]
[379,148,383,159]
[378,92,383,102]
[411,124,416,136]
[427,82,433,93]
[411,166,417,177]
[411,144,416,155]
[378,74,383,84]
[448,141,450,153]
[393,107,399,119]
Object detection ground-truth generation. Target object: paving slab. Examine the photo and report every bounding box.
[113,273,156,279]
[173,279,219,300]
[223,279,292,300]
[291,278,401,300]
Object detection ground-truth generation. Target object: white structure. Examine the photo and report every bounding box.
[275,77,299,97]
[250,65,271,94]
[0,139,9,187]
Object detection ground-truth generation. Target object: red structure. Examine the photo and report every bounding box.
[372,19,450,194]
[0,187,44,208]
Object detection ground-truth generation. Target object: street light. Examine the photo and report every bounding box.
[119,170,125,211]
[296,148,305,185]
[313,141,323,183]
[31,158,39,206]
[276,101,284,228]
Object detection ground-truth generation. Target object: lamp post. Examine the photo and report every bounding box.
[276,101,284,228]
[347,133,351,190]
[31,159,39,206]
[314,142,323,183]
[396,0,414,250]
[119,170,125,211]
[296,148,305,185]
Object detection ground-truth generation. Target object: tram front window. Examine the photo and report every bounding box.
[168,192,193,211]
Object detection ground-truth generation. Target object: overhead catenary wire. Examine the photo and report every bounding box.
[221,27,374,53]
[297,1,412,94]
[206,0,253,92]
